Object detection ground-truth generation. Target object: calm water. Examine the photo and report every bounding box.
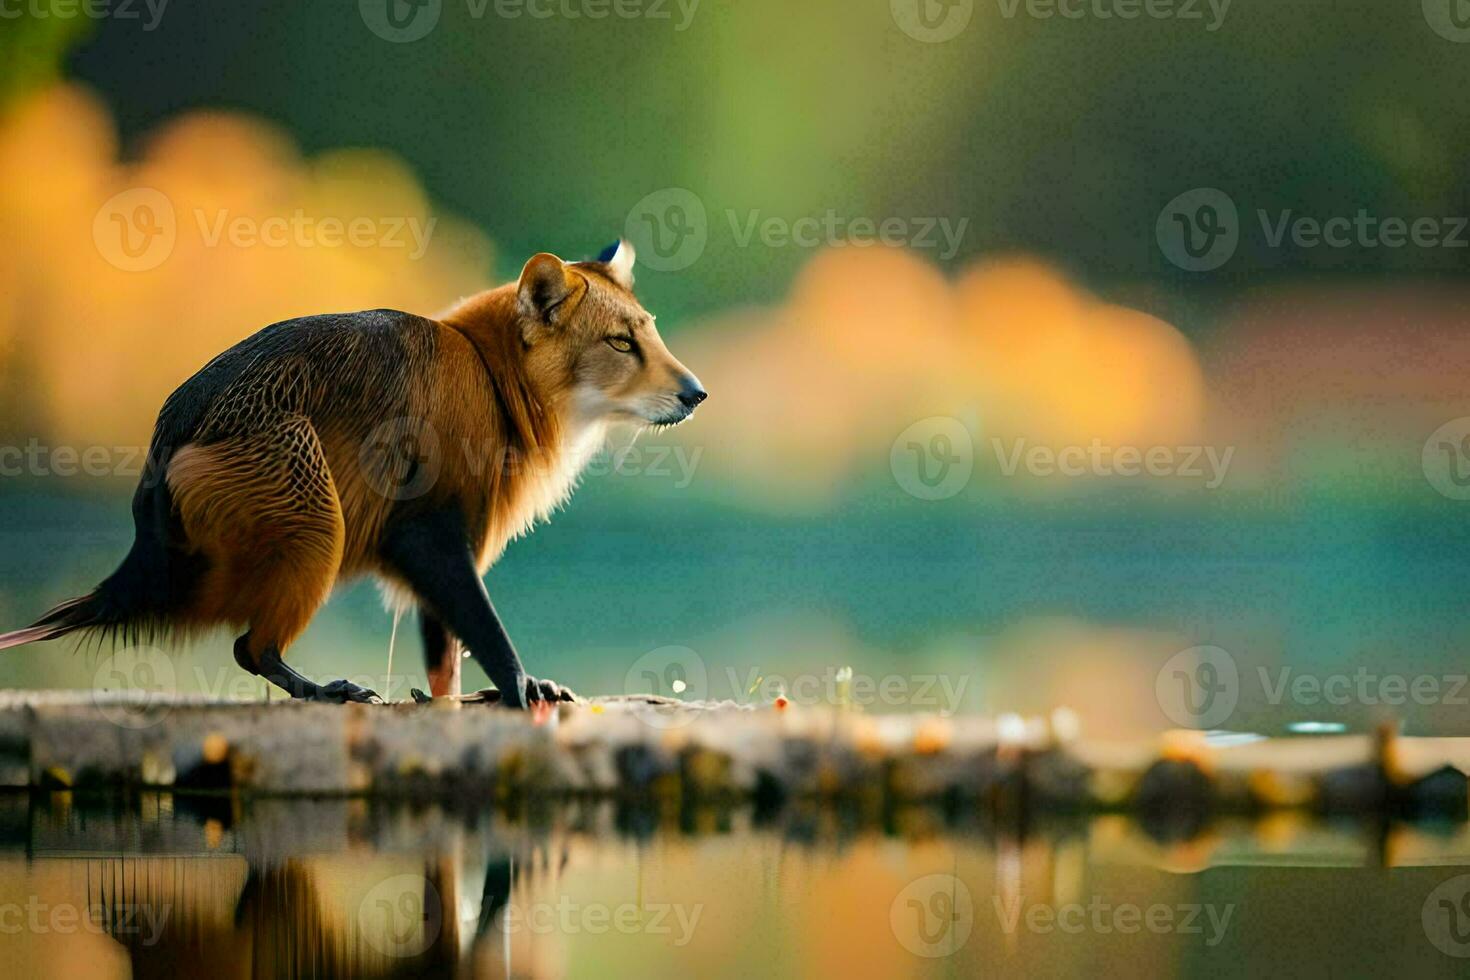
[4,486,1470,738]
[1,792,1469,978]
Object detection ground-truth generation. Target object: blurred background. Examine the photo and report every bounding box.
[3,0,1470,738]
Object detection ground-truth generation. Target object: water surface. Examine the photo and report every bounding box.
[1,793,1468,978]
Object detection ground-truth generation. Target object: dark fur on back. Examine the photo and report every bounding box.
[2,310,433,650]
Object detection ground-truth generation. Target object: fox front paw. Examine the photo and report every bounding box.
[524,675,577,705]
[465,677,579,708]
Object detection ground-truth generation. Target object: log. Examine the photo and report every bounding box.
[0,692,1465,826]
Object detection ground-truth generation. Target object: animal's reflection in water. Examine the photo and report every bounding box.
[92,845,565,978]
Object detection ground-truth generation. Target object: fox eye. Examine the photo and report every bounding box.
[605,336,635,354]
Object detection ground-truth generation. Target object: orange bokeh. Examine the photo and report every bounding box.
[0,84,493,454]
[676,248,1207,503]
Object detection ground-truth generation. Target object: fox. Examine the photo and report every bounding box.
[0,240,706,707]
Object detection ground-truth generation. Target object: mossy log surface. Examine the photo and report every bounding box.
[0,691,1467,824]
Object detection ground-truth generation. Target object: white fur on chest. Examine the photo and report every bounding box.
[524,418,608,527]
[479,416,608,569]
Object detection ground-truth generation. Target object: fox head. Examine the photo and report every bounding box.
[516,241,706,428]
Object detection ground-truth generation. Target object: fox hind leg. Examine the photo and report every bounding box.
[170,415,379,703]
[420,610,461,699]
[232,634,381,703]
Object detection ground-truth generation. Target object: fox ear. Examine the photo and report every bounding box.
[517,253,582,330]
[599,239,635,290]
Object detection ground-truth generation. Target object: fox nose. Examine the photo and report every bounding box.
[677,376,708,409]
